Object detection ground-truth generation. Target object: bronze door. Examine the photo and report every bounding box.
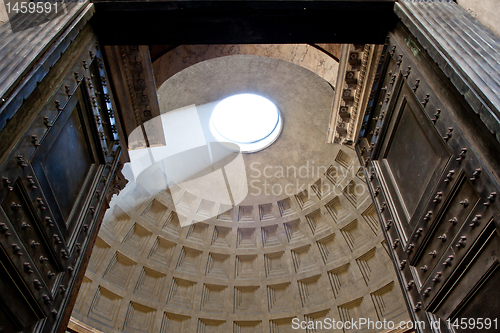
[0,26,122,332]
[357,24,500,332]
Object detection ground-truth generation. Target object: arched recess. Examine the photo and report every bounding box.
[152,44,341,89]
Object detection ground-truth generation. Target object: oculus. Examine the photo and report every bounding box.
[210,93,282,153]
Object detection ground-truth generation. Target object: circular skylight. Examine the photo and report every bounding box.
[210,93,282,153]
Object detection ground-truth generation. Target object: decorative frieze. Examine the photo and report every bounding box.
[103,45,165,152]
[328,44,383,145]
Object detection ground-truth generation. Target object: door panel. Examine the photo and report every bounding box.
[433,224,499,321]
[452,264,500,333]
[1,184,61,292]
[0,238,43,330]
[40,104,93,221]
[375,80,453,242]
[32,86,98,231]
[412,174,479,284]
[381,83,451,222]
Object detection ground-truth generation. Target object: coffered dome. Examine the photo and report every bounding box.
[71,53,407,333]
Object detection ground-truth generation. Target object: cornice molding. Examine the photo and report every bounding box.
[328,44,381,146]
[102,45,165,152]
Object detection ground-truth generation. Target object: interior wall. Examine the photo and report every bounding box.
[457,0,500,37]
[0,0,23,26]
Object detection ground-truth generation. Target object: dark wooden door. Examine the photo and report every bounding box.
[357,24,500,332]
[0,23,122,333]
